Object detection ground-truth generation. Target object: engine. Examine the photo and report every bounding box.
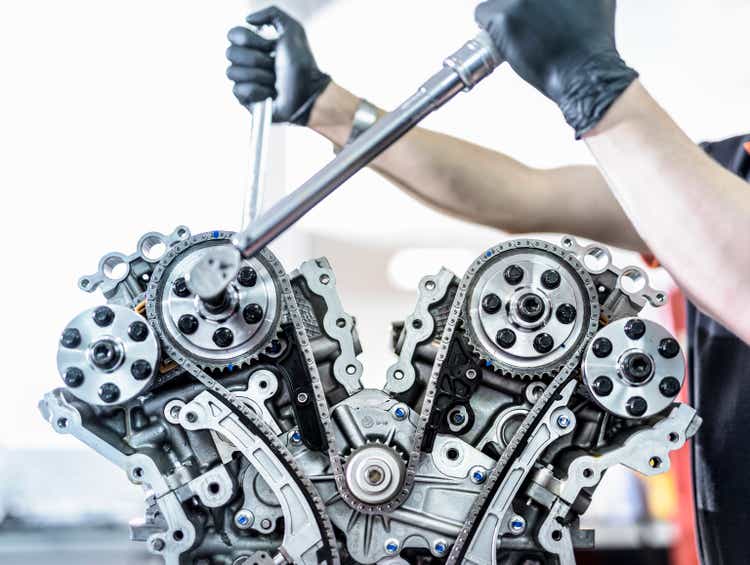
[40,226,701,565]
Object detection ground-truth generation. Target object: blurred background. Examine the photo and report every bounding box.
[1,0,747,563]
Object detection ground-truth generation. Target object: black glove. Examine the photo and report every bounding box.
[475,0,638,138]
[226,6,331,126]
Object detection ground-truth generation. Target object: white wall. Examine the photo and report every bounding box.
[1,0,747,448]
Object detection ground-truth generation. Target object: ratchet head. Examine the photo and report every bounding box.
[186,245,242,305]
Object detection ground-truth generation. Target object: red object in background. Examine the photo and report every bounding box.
[667,289,699,565]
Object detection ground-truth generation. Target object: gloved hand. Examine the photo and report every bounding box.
[475,0,638,138]
[226,6,331,126]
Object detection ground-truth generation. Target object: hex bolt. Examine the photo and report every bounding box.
[470,466,487,484]
[393,406,408,420]
[592,376,614,397]
[178,314,199,335]
[296,392,309,404]
[482,293,502,314]
[289,430,302,445]
[556,303,577,325]
[236,266,257,287]
[624,318,647,340]
[99,382,121,404]
[658,338,681,359]
[556,413,572,429]
[496,328,517,349]
[243,303,264,324]
[319,274,331,285]
[592,337,613,358]
[518,294,545,323]
[172,277,190,297]
[504,264,524,285]
[659,376,681,397]
[465,368,478,380]
[541,269,561,289]
[533,333,554,354]
[128,321,150,342]
[91,339,121,370]
[626,396,648,417]
[131,360,153,381]
[93,306,115,327]
[234,509,254,530]
[60,328,82,349]
[64,367,84,388]
[508,515,526,535]
[150,538,165,552]
[450,411,466,426]
[212,327,234,348]
[384,539,400,555]
[433,540,448,556]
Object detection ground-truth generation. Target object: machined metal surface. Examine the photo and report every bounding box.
[582,317,686,419]
[57,304,160,405]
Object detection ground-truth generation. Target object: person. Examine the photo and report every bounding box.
[225,3,750,563]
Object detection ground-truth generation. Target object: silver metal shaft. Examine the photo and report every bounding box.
[232,31,502,258]
[242,98,273,230]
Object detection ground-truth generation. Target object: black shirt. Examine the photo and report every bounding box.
[687,133,750,565]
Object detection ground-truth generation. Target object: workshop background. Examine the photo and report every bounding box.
[1,0,748,563]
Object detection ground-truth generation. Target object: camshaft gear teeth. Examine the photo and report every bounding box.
[146,231,283,372]
[461,239,600,380]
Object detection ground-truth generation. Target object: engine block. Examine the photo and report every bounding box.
[40,227,701,565]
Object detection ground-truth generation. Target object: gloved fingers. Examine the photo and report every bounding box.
[226,65,275,86]
[227,26,276,51]
[246,5,290,28]
[226,45,275,70]
[233,82,277,105]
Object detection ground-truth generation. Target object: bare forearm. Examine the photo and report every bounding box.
[586,81,750,342]
[309,82,644,251]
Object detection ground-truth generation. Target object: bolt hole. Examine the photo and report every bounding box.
[552,530,563,542]
[56,417,68,429]
[172,530,184,541]
[393,370,404,380]
[668,432,679,443]
[583,247,610,272]
[446,447,460,461]
[103,255,128,280]
[80,279,90,288]
[319,274,330,285]
[186,412,198,423]
[583,468,594,478]
[133,467,144,479]
[140,235,167,261]
[177,228,188,238]
[208,482,220,495]
[346,364,357,375]
[412,319,423,329]
[259,380,268,389]
[621,268,647,293]
[336,318,346,328]
[424,280,436,291]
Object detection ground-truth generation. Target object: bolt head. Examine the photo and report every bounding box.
[470,467,487,484]
[393,407,407,420]
[384,540,400,554]
[212,327,234,348]
[172,277,190,297]
[626,396,648,417]
[450,411,466,425]
[60,328,81,349]
[237,266,257,287]
[63,367,84,387]
[658,338,680,359]
[290,430,302,444]
[98,382,121,403]
[496,328,517,349]
[91,339,121,370]
[482,293,502,314]
[234,510,254,529]
[504,264,524,285]
[659,376,681,397]
[131,359,153,381]
[533,333,554,353]
[556,303,577,325]
[518,293,545,323]
[178,314,199,335]
[128,321,149,342]
[541,269,561,289]
[556,414,572,429]
[296,392,309,404]
[592,337,613,358]
[242,303,264,324]
[509,516,526,534]
[93,306,115,327]
[433,541,448,555]
[592,376,614,397]
[624,318,647,340]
